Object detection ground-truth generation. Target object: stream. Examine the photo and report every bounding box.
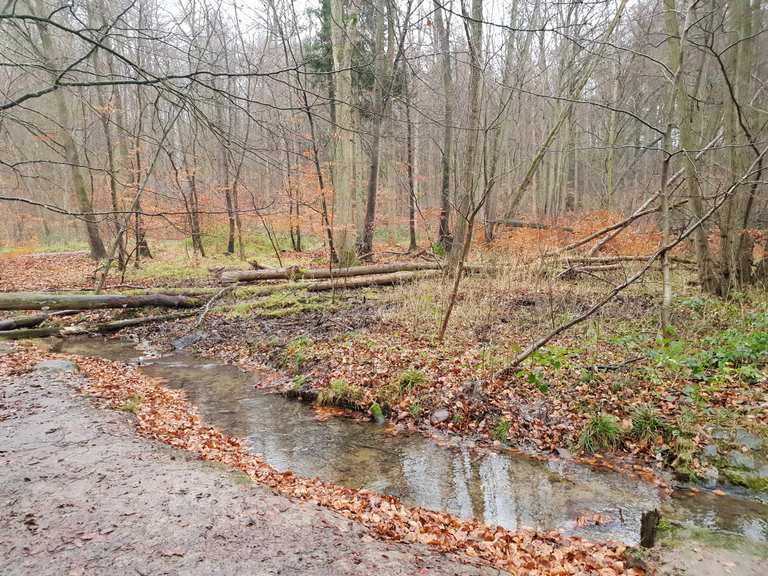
[59,337,768,546]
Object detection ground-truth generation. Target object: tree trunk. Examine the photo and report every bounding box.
[220,262,445,284]
[433,0,453,249]
[449,0,483,268]
[32,2,106,260]
[329,0,358,266]
[404,62,418,252]
[0,293,202,311]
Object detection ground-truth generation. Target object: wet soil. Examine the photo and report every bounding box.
[0,362,494,576]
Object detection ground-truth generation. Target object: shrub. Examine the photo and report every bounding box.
[578,413,623,454]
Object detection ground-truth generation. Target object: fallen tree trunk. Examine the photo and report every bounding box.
[303,270,440,292]
[0,293,202,311]
[0,310,78,331]
[220,262,443,284]
[556,255,696,266]
[488,219,574,232]
[0,311,197,340]
[557,265,625,279]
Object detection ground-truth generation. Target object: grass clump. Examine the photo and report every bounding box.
[291,374,308,390]
[631,404,664,444]
[578,413,624,454]
[493,418,512,443]
[119,394,143,415]
[395,368,426,393]
[316,378,363,407]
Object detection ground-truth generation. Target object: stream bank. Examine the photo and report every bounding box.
[0,355,492,576]
[54,338,768,547]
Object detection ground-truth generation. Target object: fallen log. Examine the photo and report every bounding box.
[0,292,202,311]
[0,310,78,331]
[557,264,625,279]
[488,219,574,232]
[220,262,443,284]
[0,311,197,340]
[304,270,440,291]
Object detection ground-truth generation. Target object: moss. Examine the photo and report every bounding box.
[661,526,768,557]
[721,468,768,491]
[370,402,385,423]
[222,290,342,319]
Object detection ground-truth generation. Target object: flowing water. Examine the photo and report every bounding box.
[59,337,768,546]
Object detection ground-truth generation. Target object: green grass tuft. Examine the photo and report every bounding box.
[578,413,624,454]
[631,404,663,444]
[395,368,426,393]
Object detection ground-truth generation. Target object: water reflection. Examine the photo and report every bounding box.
[59,338,768,546]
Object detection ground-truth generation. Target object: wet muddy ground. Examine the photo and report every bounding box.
[0,361,494,575]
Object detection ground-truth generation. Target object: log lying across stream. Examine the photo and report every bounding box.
[0,293,202,311]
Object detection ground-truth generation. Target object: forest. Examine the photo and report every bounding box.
[1,0,767,575]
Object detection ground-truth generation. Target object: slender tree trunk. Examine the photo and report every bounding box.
[32,3,107,260]
[449,0,483,268]
[404,64,418,252]
[433,0,453,248]
[329,0,357,265]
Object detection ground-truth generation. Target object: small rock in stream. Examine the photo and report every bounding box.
[700,466,719,489]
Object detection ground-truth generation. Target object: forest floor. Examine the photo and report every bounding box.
[1,240,766,490]
[1,233,767,574]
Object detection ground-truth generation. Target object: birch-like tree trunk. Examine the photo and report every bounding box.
[330,0,357,265]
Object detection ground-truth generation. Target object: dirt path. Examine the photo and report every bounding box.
[0,361,496,576]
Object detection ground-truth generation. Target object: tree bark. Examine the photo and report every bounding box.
[0,293,202,311]
[329,0,358,266]
[220,262,445,284]
[433,0,453,248]
[32,1,107,260]
[449,0,484,268]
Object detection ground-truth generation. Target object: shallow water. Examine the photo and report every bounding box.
[59,337,768,546]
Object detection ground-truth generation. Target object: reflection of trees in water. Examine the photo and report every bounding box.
[479,454,565,531]
[400,441,455,513]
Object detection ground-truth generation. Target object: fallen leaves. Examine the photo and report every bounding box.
[3,346,643,575]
